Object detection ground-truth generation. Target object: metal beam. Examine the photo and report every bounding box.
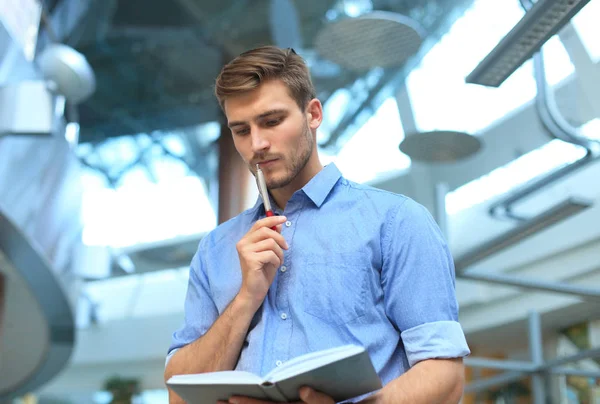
[549,367,600,378]
[538,347,600,371]
[457,271,600,301]
[465,358,600,379]
[528,311,546,404]
[434,182,449,239]
[464,371,525,393]
[465,345,600,393]
[465,357,534,372]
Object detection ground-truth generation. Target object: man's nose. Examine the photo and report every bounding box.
[251,129,270,152]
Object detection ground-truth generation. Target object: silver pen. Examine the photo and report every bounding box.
[256,164,276,229]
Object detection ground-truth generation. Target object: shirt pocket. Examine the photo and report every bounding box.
[300,252,368,325]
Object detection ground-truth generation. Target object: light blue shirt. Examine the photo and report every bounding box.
[168,163,470,389]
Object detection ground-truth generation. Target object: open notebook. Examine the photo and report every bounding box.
[166,344,382,404]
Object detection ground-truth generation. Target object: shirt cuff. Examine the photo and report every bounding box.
[401,320,471,367]
[165,348,180,368]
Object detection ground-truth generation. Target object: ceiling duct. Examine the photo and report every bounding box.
[484,0,600,222]
[315,10,424,72]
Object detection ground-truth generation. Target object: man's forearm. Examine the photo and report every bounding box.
[165,294,258,403]
[362,358,465,404]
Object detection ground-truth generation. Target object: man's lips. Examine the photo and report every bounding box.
[256,159,278,167]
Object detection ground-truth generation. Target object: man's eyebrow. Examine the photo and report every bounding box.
[228,109,288,128]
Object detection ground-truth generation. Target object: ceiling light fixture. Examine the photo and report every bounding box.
[466,0,591,87]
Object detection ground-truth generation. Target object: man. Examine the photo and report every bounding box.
[165,46,470,404]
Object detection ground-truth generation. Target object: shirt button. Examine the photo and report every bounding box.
[280,265,287,272]
[276,360,283,367]
[285,221,292,227]
[280,313,287,320]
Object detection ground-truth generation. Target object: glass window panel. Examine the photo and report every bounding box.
[320,97,410,183]
[81,174,215,247]
[80,129,216,248]
[84,268,189,322]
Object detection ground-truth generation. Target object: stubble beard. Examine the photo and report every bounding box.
[266,121,313,190]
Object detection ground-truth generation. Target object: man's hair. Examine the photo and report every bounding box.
[214,46,317,111]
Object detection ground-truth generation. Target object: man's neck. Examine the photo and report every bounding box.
[270,159,323,210]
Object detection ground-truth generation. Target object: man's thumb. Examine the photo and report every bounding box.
[299,387,314,402]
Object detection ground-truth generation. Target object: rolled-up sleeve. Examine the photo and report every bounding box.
[167,238,218,362]
[382,198,470,367]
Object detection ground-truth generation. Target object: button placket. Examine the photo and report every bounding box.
[273,207,301,373]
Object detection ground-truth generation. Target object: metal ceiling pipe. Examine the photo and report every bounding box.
[488,150,594,221]
[455,197,592,272]
[488,0,600,222]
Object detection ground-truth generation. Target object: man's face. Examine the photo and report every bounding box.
[224,80,315,189]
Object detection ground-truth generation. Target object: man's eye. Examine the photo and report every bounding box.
[235,129,249,136]
[266,118,281,126]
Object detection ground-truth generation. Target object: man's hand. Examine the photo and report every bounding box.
[296,387,336,404]
[236,215,289,310]
[218,387,335,404]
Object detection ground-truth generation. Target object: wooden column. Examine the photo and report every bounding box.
[217,118,250,224]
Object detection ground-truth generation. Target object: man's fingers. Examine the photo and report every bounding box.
[252,239,284,264]
[227,397,274,404]
[225,389,333,404]
[255,250,282,271]
[251,215,287,231]
[298,387,335,404]
[244,227,289,250]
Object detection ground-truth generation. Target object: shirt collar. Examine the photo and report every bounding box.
[301,163,342,208]
[249,163,342,216]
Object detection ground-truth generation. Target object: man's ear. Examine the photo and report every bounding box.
[306,98,323,130]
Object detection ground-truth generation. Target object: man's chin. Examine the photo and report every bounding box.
[267,176,292,190]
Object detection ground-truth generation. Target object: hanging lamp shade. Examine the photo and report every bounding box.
[399,130,482,163]
[37,43,96,104]
[314,11,424,72]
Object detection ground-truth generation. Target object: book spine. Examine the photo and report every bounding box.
[261,383,288,402]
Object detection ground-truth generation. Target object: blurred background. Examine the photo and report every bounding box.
[1,0,600,402]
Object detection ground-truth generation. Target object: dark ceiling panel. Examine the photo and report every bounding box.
[70,0,476,144]
[111,0,196,27]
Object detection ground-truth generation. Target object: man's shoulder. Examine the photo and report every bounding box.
[201,206,257,248]
[337,177,430,220]
[338,177,410,206]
